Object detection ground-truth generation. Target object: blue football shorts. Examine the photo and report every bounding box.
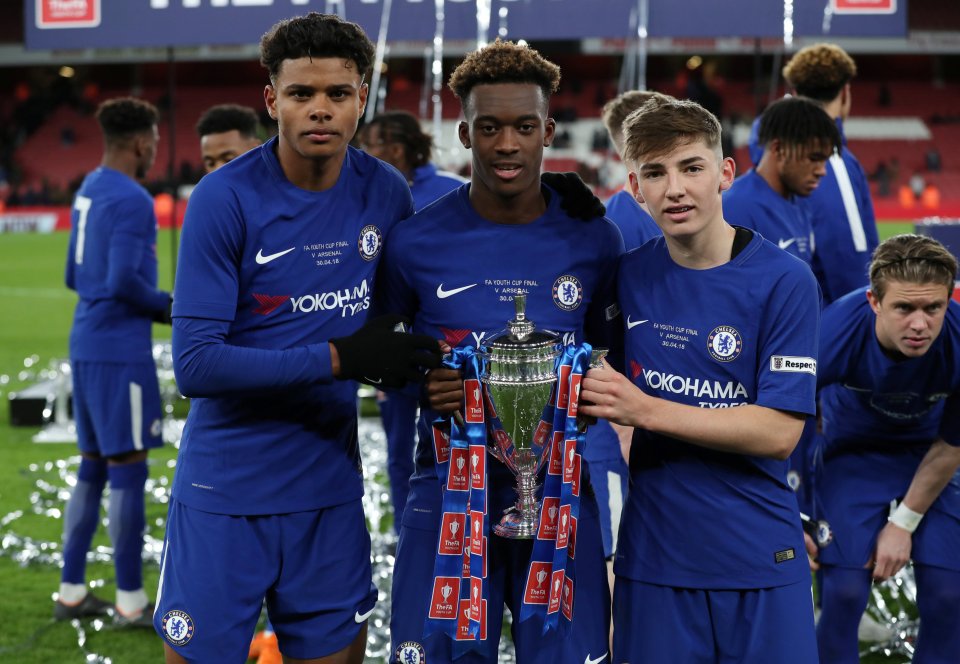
[154,498,377,661]
[390,496,611,664]
[72,359,163,457]
[612,577,818,664]
[817,445,960,571]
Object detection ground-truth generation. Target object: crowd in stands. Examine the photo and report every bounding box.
[0,56,957,212]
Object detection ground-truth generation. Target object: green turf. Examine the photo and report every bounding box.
[0,227,920,662]
[0,231,175,662]
[877,221,915,241]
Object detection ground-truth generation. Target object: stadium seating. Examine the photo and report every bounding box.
[9,75,960,213]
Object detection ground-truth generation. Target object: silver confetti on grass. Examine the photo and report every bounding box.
[1,359,516,661]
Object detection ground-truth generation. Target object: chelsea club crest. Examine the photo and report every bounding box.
[552,275,583,311]
[161,609,195,646]
[396,641,426,664]
[358,225,383,261]
[707,325,742,362]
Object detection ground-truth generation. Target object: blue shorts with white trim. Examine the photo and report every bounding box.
[155,498,377,661]
[72,360,163,457]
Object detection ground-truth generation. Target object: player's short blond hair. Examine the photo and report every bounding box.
[782,43,857,103]
[870,234,958,301]
[601,90,671,156]
[622,97,722,164]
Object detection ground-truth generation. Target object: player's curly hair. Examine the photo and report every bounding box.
[602,90,672,157]
[782,43,857,103]
[362,111,432,169]
[621,97,722,163]
[196,104,260,139]
[95,97,158,142]
[260,12,374,83]
[757,96,841,159]
[447,39,560,112]
[870,234,958,301]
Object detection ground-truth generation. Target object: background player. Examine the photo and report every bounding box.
[750,42,879,305]
[57,97,171,627]
[580,97,821,663]
[725,96,840,266]
[377,39,622,664]
[196,103,263,174]
[358,109,465,535]
[153,13,441,663]
[600,89,664,251]
[814,234,960,663]
[358,110,466,211]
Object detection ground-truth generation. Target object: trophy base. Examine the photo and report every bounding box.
[493,508,537,539]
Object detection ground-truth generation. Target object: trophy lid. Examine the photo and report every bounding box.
[487,294,560,348]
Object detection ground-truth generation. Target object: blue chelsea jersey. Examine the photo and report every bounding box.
[723,170,814,265]
[749,115,878,303]
[615,233,821,589]
[171,138,414,515]
[375,184,625,529]
[605,189,662,251]
[66,166,170,362]
[818,288,960,453]
[410,163,467,211]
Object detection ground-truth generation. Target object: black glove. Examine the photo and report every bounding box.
[331,314,443,388]
[152,296,173,325]
[541,172,605,221]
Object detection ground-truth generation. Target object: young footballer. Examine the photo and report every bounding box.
[750,42,880,304]
[196,103,263,175]
[600,89,665,251]
[580,97,821,663]
[814,234,960,663]
[58,97,170,627]
[153,13,442,663]
[724,96,840,266]
[359,110,466,211]
[377,40,621,664]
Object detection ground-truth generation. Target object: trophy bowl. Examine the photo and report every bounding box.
[481,294,561,539]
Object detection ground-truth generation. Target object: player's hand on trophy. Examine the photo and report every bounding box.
[871,521,912,582]
[330,314,443,388]
[580,363,649,429]
[541,172,605,221]
[424,367,464,415]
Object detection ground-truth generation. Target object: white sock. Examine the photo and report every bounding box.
[58,583,87,604]
[116,588,148,615]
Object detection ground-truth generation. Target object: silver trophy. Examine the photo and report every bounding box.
[482,294,562,538]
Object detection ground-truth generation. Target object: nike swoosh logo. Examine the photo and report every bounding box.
[777,238,797,250]
[363,377,383,385]
[584,652,608,664]
[354,607,375,623]
[626,316,648,329]
[256,247,295,264]
[437,283,477,299]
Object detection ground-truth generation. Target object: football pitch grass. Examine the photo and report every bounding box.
[0,225,915,662]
